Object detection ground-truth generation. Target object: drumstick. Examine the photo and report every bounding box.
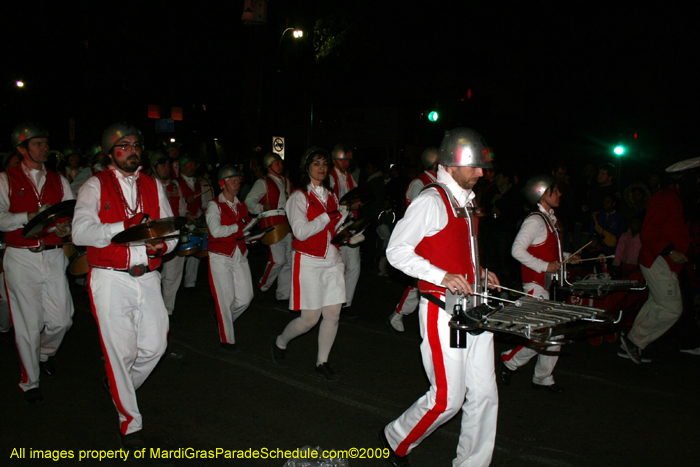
[560,240,593,266]
[191,186,213,199]
[575,255,615,262]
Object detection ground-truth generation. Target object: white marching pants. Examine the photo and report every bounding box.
[340,244,360,307]
[258,233,292,300]
[88,268,169,435]
[0,271,11,333]
[500,284,560,386]
[183,255,200,288]
[385,296,498,467]
[160,254,185,315]
[629,256,683,349]
[4,247,74,392]
[208,251,253,344]
[394,285,420,316]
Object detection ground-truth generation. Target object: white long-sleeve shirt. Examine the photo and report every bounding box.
[72,167,177,267]
[386,166,474,287]
[206,193,241,238]
[244,174,291,215]
[405,170,437,204]
[328,167,356,198]
[511,204,563,274]
[0,163,74,233]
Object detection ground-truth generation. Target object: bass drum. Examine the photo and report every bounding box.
[259,209,290,245]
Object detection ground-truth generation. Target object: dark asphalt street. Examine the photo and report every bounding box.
[2,247,698,467]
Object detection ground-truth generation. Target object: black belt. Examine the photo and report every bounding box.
[96,265,152,277]
[29,245,62,252]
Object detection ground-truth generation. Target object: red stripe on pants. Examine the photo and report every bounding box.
[87,269,134,435]
[3,277,28,387]
[395,299,448,456]
[395,286,413,313]
[258,248,275,288]
[292,252,301,311]
[208,263,228,342]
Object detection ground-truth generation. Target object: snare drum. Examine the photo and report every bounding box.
[177,234,205,256]
[259,209,290,245]
[194,232,209,258]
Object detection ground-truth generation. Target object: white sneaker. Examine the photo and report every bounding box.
[680,347,700,355]
[388,312,405,332]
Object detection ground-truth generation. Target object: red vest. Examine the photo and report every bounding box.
[207,199,249,257]
[520,212,561,288]
[4,165,65,248]
[415,186,477,294]
[164,181,181,216]
[330,169,356,219]
[405,171,437,207]
[86,170,163,270]
[176,176,202,216]
[259,176,289,228]
[292,190,341,259]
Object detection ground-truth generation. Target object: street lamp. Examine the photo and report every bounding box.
[279,28,304,48]
[15,81,24,88]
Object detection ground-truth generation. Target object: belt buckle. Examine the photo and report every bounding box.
[29,241,45,253]
[128,264,148,277]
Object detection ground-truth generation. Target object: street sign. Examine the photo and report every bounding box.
[272,136,285,159]
[155,119,175,133]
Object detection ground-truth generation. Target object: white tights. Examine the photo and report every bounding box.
[276,304,342,365]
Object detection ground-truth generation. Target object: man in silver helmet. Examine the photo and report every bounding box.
[72,123,177,450]
[380,128,500,467]
[176,155,206,291]
[500,175,575,393]
[244,152,293,302]
[389,147,439,333]
[207,165,254,353]
[0,122,74,403]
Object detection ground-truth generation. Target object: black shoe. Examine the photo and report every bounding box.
[377,428,412,467]
[40,360,55,377]
[315,362,340,382]
[220,342,241,354]
[24,388,43,403]
[531,383,565,394]
[499,362,514,386]
[271,337,286,366]
[101,377,111,397]
[120,431,146,451]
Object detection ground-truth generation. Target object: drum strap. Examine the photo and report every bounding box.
[421,293,446,310]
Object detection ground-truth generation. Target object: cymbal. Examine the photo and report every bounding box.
[111,216,188,246]
[339,186,373,206]
[244,225,275,241]
[22,200,76,239]
[331,217,371,245]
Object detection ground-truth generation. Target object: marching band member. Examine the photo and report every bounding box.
[207,165,254,353]
[380,128,500,467]
[328,144,361,313]
[500,175,571,393]
[389,147,439,332]
[0,122,74,403]
[272,147,349,381]
[176,155,205,290]
[244,152,293,301]
[72,123,177,449]
[150,150,187,315]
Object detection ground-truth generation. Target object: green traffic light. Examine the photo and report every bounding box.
[613,145,625,156]
[428,111,439,122]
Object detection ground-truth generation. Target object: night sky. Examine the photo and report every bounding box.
[2,1,697,178]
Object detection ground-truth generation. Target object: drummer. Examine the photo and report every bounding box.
[272,147,349,381]
[244,152,293,301]
[328,144,361,316]
[150,150,187,315]
[207,165,254,353]
[72,123,177,450]
[176,154,205,291]
[500,175,578,393]
[0,122,74,403]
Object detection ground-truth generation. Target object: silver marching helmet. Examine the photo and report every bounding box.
[523,174,555,205]
[437,128,493,168]
[11,122,49,148]
[421,146,439,170]
[263,152,282,169]
[218,164,244,182]
[300,147,330,169]
[331,144,352,160]
[102,122,143,155]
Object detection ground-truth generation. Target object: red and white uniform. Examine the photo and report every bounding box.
[244,174,293,300]
[329,167,360,307]
[287,186,347,310]
[159,179,187,315]
[206,193,253,344]
[176,174,204,288]
[394,170,438,318]
[384,166,498,466]
[502,204,563,386]
[72,167,176,436]
[0,163,74,392]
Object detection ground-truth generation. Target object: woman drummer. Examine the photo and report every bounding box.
[271,147,349,381]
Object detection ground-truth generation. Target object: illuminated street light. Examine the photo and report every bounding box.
[16,81,24,88]
[279,27,304,47]
[613,145,625,156]
[293,30,303,38]
[170,138,176,143]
